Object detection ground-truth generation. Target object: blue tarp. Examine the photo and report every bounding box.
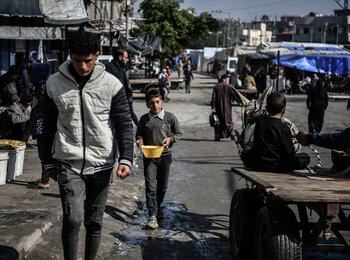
[281,46,344,51]
[272,54,350,75]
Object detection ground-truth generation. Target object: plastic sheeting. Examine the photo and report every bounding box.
[0,0,42,17]
[272,54,350,76]
[118,34,162,57]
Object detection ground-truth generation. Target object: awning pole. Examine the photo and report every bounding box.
[276,50,280,92]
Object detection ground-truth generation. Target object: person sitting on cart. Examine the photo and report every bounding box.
[240,92,310,172]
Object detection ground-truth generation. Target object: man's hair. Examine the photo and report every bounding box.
[266,92,286,115]
[8,65,21,76]
[20,93,33,104]
[67,30,100,55]
[145,87,162,101]
[113,49,126,61]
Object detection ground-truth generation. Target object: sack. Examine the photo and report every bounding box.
[209,112,220,127]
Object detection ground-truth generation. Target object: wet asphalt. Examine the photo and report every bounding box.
[5,72,350,259]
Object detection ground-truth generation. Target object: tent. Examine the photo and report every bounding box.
[272,54,350,76]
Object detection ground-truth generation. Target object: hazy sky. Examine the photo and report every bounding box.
[133,0,341,21]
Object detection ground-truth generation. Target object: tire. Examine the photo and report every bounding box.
[254,206,300,260]
[229,189,263,259]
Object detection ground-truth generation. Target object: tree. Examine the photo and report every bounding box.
[132,0,219,58]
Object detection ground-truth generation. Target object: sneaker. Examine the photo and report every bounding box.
[145,215,158,229]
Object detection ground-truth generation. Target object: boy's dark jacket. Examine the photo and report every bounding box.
[250,116,296,171]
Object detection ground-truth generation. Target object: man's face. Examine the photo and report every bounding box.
[147,96,163,115]
[70,52,99,77]
[118,52,129,67]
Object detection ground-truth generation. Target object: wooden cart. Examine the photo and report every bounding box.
[230,167,350,260]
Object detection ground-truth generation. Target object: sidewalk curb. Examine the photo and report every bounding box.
[16,221,52,256]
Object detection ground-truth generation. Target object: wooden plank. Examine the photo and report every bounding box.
[231,167,350,203]
[231,167,276,192]
[272,189,350,203]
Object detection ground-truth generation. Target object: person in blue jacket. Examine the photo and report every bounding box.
[297,128,350,152]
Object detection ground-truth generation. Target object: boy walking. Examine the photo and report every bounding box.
[136,88,182,229]
[241,92,310,172]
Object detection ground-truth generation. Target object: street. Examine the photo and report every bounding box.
[23,72,349,259]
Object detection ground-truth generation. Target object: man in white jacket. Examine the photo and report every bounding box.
[42,30,133,260]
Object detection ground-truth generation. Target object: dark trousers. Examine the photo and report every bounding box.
[185,80,191,93]
[37,138,49,184]
[241,149,310,172]
[57,166,112,260]
[143,153,172,216]
[129,103,139,126]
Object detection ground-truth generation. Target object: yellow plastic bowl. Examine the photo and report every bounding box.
[141,145,164,158]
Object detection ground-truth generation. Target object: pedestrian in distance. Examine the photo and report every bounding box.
[136,88,182,229]
[306,79,328,133]
[211,74,236,141]
[106,48,139,125]
[28,62,51,188]
[184,64,194,93]
[42,30,133,260]
[158,68,169,102]
[177,58,183,79]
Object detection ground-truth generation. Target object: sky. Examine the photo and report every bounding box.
[133,0,341,21]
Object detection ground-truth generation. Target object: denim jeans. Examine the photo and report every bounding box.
[57,165,112,260]
[143,153,172,216]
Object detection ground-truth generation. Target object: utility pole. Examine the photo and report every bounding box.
[125,0,130,40]
[323,22,328,43]
[109,0,114,54]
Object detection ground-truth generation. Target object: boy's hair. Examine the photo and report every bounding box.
[9,65,21,76]
[266,92,286,115]
[113,49,126,60]
[67,30,100,55]
[145,87,162,101]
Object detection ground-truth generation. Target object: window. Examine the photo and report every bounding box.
[304,27,309,34]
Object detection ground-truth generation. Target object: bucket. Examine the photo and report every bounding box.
[6,149,17,181]
[14,145,26,176]
[0,152,9,185]
[141,145,164,158]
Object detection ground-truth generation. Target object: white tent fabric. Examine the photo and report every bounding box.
[40,0,88,25]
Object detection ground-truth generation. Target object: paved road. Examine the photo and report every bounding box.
[24,72,349,259]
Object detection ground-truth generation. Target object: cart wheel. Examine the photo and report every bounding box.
[254,206,300,260]
[229,189,263,259]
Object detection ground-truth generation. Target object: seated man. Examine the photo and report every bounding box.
[240,92,310,172]
[2,93,32,141]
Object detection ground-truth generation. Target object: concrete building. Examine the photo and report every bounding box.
[240,22,273,46]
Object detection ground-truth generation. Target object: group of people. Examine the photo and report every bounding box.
[0,61,52,188]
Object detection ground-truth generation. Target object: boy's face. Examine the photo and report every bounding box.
[70,51,99,77]
[147,96,163,115]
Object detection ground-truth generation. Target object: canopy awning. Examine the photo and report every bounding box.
[0,0,88,25]
[272,54,350,76]
[118,34,162,57]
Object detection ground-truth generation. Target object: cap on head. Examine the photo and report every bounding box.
[221,74,230,80]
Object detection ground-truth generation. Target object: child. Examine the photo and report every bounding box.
[240,92,310,172]
[136,88,182,229]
